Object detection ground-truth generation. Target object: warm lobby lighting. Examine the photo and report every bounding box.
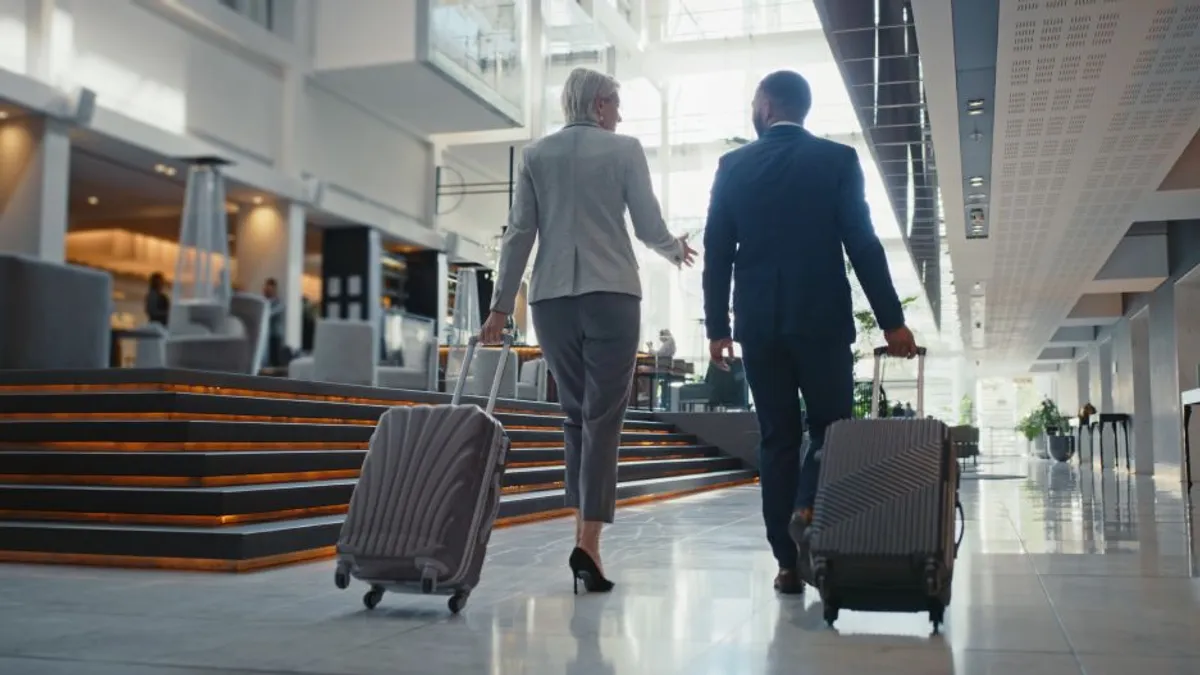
[154,163,177,176]
[0,111,8,120]
[87,196,99,205]
[252,196,264,205]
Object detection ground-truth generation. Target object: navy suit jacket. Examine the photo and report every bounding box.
[702,125,905,345]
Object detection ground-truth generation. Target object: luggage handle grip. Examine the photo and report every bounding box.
[870,345,927,418]
[451,334,513,415]
[872,346,927,357]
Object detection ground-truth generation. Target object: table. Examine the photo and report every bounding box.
[109,326,167,368]
[1181,389,1200,489]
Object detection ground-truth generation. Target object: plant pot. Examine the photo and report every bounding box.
[1048,435,1075,463]
[1032,434,1049,459]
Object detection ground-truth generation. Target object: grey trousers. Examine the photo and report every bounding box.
[532,292,640,523]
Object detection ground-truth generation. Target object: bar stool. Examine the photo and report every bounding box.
[1091,413,1132,471]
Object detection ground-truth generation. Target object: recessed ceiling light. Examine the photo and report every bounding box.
[87,196,99,205]
[0,111,8,120]
[252,196,264,205]
[966,99,985,115]
[968,176,985,187]
[966,193,987,203]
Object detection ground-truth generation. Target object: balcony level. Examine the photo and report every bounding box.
[313,0,526,135]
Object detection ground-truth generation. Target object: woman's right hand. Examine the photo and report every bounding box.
[480,311,508,345]
[678,235,697,267]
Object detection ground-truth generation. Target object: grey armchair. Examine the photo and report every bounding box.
[165,293,269,374]
[0,253,112,369]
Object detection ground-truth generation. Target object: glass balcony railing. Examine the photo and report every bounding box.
[428,0,526,112]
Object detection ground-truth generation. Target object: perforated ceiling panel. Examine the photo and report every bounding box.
[984,0,1200,367]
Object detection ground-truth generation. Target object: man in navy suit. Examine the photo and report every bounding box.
[702,70,917,594]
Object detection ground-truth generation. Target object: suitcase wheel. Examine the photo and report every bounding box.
[448,591,469,614]
[334,563,350,590]
[929,602,945,633]
[363,586,384,610]
[823,604,839,628]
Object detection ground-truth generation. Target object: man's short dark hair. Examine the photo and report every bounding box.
[265,278,278,286]
[758,70,812,123]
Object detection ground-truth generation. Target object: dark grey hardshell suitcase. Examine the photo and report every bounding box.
[807,346,963,632]
[333,336,512,614]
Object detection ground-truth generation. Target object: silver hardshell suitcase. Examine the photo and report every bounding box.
[333,335,512,614]
[807,346,963,632]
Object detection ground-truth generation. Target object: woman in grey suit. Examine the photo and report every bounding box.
[481,67,694,593]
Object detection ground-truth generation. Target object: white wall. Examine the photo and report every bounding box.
[67,1,284,163]
[298,83,431,224]
[0,0,27,74]
[313,0,418,71]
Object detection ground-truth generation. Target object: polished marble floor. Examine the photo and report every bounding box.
[1,456,1197,675]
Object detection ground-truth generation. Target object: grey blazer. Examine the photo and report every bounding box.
[489,122,684,314]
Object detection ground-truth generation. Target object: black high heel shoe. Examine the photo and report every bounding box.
[569,546,615,594]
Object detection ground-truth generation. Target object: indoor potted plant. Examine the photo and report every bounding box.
[1038,398,1075,462]
[1016,411,1046,458]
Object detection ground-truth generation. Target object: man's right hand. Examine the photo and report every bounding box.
[883,325,918,359]
[709,338,735,371]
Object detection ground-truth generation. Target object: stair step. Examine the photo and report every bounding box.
[0,469,756,567]
[0,457,742,525]
[0,368,664,422]
[0,392,673,432]
[0,445,724,486]
[0,420,694,450]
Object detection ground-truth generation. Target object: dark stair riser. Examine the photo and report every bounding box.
[0,470,755,562]
[0,421,692,448]
[0,446,720,479]
[0,458,741,516]
[0,367,663,422]
[0,519,343,561]
[0,393,673,432]
[0,450,367,478]
[0,481,357,517]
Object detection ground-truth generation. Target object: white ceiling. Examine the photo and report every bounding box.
[915,0,1200,374]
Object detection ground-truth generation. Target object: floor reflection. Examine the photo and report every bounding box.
[0,455,1195,674]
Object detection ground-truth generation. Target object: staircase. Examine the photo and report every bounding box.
[0,371,754,572]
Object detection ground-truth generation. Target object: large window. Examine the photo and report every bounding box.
[219,0,275,32]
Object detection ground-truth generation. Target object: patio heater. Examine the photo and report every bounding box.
[449,266,482,346]
[168,157,232,332]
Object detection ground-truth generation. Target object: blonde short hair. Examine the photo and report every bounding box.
[561,67,619,125]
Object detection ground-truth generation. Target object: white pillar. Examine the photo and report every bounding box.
[235,201,305,350]
[1076,353,1091,409]
[1098,338,1114,413]
[0,114,70,261]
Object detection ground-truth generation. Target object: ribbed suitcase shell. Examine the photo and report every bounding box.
[336,403,509,591]
[809,417,957,612]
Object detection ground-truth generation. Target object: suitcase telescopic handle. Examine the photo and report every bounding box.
[451,334,514,416]
[870,345,927,419]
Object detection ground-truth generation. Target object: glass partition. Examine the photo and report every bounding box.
[428,0,527,111]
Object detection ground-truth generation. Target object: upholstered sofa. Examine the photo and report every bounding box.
[0,253,113,369]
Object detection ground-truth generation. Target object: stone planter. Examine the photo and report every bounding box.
[1047,434,1075,463]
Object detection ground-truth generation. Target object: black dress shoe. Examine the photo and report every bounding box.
[773,568,805,595]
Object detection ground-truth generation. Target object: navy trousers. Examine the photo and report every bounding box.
[740,337,854,569]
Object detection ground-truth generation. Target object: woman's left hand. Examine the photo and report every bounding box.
[480,311,508,345]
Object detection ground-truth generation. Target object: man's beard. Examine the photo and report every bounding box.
[752,112,767,138]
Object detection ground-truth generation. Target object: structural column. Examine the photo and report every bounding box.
[0,114,70,261]
[235,201,305,351]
